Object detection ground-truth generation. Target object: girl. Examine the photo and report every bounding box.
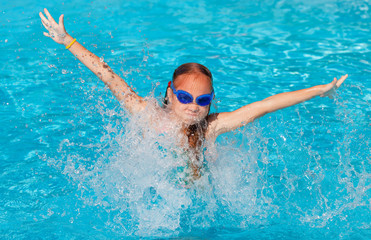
[39,9,347,183]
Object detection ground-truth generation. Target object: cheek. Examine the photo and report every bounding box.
[171,101,186,113]
[200,107,209,116]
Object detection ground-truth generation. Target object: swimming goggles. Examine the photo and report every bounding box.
[168,81,214,106]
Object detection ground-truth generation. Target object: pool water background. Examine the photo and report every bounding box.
[1,0,370,239]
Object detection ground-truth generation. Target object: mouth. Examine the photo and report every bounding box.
[186,112,199,117]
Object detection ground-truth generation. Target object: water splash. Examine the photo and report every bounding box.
[46,98,274,237]
[46,90,370,238]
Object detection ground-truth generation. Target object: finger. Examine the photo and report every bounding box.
[39,12,49,25]
[43,32,50,37]
[336,74,348,87]
[44,8,56,24]
[41,20,49,30]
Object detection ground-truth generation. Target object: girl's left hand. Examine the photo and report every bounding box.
[320,74,348,99]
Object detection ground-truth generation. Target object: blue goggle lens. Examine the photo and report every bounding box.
[177,92,193,104]
[196,95,213,106]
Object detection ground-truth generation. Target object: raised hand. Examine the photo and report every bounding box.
[39,8,69,45]
[320,74,348,99]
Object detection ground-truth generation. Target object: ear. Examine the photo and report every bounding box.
[166,87,173,104]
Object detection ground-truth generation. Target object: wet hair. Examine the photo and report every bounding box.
[163,63,213,178]
[173,62,213,83]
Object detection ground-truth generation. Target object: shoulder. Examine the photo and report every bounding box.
[204,101,267,141]
[205,112,229,141]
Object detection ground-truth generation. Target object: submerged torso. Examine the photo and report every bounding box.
[169,147,207,187]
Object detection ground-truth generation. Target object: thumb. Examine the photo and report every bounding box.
[330,77,337,87]
[59,14,66,31]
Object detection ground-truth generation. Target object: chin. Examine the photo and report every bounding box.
[182,115,203,125]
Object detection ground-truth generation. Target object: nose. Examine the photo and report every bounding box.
[188,102,200,112]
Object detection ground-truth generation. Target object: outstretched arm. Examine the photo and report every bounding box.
[39,8,146,114]
[206,75,348,140]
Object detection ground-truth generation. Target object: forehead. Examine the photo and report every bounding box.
[174,73,212,92]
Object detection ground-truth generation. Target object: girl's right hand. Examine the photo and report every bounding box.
[39,8,69,45]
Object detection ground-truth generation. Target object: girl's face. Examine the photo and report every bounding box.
[168,73,213,125]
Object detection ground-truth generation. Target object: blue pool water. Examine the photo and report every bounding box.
[1,0,370,238]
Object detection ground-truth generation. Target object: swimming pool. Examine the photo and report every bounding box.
[1,0,370,238]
